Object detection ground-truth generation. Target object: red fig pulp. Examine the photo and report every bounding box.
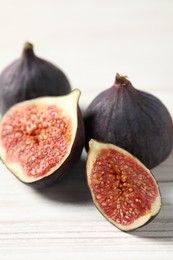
[0,89,84,187]
[87,139,161,231]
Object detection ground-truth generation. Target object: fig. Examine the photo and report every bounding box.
[0,42,71,116]
[86,139,161,231]
[84,73,173,169]
[0,89,84,188]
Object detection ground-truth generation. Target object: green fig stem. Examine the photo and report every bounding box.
[115,73,129,87]
[24,42,33,49]
[22,41,35,58]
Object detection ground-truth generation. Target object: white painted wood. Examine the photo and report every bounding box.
[0,0,173,259]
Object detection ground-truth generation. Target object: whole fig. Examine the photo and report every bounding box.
[0,89,84,188]
[0,42,71,115]
[84,73,173,169]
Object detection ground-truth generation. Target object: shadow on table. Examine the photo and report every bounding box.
[125,154,173,239]
[128,185,173,239]
[128,221,173,240]
[32,157,92,205]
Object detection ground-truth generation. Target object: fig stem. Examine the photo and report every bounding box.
[115,73,129,87]
[22,41,35,58]
[24,42,33,50]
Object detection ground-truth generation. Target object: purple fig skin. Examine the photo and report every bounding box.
[84,73,173,169]
[0,42,71,115]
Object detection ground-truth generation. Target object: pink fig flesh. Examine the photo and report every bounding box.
[0,89,84,187]
[86,139,161,231]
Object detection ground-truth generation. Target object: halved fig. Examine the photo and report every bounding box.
[86,139,161,231]
[0,89,84,188]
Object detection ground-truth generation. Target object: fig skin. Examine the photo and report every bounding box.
[84,73,173,169]
[0,42,71,116]
[0,89,85,189]
[86,139,161,231]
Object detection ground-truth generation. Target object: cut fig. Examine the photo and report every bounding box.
[84,73,173,169]
[0,89,84,187]
[86,139,161,231]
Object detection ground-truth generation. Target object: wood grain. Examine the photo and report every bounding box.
[0,149,173,259]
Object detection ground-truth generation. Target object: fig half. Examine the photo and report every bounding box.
[86,139,161,231]
[84,73,173,169]
[0,89,84,188]
[0,42,71,115]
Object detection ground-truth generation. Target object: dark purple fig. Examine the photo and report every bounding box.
[0,42,71,115]
[86,139,161,231]
[84,73,173,169]
[0,89,84,188]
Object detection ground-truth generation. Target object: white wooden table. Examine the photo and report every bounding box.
[0,148,173,260]
[0,1,173,259]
